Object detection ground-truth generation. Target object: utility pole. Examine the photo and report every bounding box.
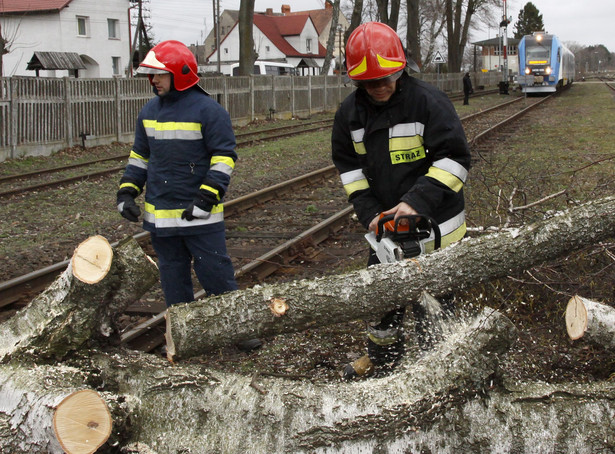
[499,0,511,94]
[213,0,221,73]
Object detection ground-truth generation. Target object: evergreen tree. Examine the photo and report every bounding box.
[513,2,544,39]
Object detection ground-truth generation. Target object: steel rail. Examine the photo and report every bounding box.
[0,119,333,184]
[0,122,334,199]
[120,205,355,348]
[469,94,554,147]
[0,92,545,308]
[0,167,337,308]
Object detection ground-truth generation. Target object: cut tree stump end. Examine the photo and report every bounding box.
[53,389,112,454]
[566,295,588,340]
[71,235,113,284]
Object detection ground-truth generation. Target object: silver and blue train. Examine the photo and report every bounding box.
[517,32,575,93]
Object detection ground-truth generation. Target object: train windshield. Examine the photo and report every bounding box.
[526,45,550,63]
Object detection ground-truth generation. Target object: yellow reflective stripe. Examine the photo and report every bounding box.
[349,56,367,77]
[129,150,148,162]
[353,142,367,155]
[390,136,423,150]
[343,179,369,197]
[389,127,425,164]
[350,128,366,155]
[425,167,464,192]
[390,147,425,164]
[367,332,399,346]
[142,120,203,140]
[423,221,466,253]
[145,202,224,217]
[441,221,466,247]
[199,184,220,200]
[211,156,235,169]
[119,182,140,192]
[377,54,404,69]
[142,120,201,131]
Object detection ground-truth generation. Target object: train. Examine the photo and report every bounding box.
[517,32,575,93]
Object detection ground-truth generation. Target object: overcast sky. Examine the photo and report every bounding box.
[149,0,615,52]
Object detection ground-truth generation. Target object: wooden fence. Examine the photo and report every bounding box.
[0,71,501,162]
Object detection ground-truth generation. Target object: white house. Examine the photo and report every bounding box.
[1,0,131,78]
[205,10,329,76]
[472,36,520,75]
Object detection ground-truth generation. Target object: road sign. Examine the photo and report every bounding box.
[432,51,446,64]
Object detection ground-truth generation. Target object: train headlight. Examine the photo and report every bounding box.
[545,66,552,75]
[524,67,531,75]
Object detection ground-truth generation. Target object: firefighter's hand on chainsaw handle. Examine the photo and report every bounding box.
[369,202,418,233]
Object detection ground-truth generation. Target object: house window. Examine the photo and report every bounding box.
[266,46,270,52]
[112,57,121,75]
[77,16,89,36]
[306,39,312,52]
[108,19,119,39]
[224,48,229,54]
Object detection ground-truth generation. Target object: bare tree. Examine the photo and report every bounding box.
[0,23,7,76]
[344,0,365,44]
[406,0,421,67]
[238,0,256,76]
[321,0,341,75]
[445,0,499,72]
[0,16,22,76]
[402,0,447,70]
[375,0,401,29]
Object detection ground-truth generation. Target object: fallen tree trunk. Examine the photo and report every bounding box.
[2,198,615,452]
[0,361,133,453]
[0,235,159,362]
[5,307,615,453]
[566,295,615,349]
[1,307,516,453]
[167,196,615,360]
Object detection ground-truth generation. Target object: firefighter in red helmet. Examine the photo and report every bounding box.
[332,23,471,379]
[116,41,249,350]
[136,40,203,93]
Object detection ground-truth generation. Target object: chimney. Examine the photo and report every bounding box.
[266,8,273,15]
[325,0,333,9]
[281,4,291,14]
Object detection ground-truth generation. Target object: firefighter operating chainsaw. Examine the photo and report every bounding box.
[331,22,471,380]
[342,214,443,380]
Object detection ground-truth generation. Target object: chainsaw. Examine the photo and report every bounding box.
[365,214,441,263]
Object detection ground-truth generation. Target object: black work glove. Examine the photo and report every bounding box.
[117,189,141,222]
[181,189,219,221]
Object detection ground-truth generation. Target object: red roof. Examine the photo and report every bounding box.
[0,0,72,14]
[253,14,326,58]
[284,9,333,35]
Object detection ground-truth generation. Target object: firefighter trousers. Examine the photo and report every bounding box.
[150,229,237,307]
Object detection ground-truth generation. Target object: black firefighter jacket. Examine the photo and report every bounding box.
[331,72,471,250]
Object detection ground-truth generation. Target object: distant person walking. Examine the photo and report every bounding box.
[463,72,473,105]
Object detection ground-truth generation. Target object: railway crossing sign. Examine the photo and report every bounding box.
[432,51,446,64]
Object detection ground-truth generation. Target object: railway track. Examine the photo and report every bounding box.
[1,89,558,351]
[0,118,334,198]
[463,94,552,146]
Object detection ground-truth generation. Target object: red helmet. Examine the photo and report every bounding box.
[345,22,406,81]
[137,40,199,91]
